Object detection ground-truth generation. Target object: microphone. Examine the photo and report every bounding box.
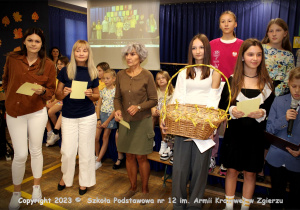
[287,98,299,137]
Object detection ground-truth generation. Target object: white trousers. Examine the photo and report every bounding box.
[6,107,48,185]
[61,113,96,187]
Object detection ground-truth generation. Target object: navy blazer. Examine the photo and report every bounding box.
[266,93,300,172]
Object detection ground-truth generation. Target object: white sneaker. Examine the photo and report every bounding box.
[209,157,216,173]
[46,132,60,146]
[31,185,42,202]
[46,131,52,142]
[159,141,168,155]
[95,161,102,170]
[169,156,173,164]
[160,147,173,161]
[9,192,21,210]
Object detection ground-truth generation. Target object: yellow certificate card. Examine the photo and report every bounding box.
[119,120,130,129]
[237,97,261,117]
[16,82,42,96]
[70,80,88,99]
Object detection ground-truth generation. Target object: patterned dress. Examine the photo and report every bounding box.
[263,44,294,96]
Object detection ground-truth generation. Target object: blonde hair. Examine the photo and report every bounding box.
[104,69,116,78]
[289,67,300,81]
[155,71,174,96]
[67,40,98,80]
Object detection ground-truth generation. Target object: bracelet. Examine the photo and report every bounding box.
[97,119,101,121]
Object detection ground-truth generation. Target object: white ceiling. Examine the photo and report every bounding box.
[57,0,87,8]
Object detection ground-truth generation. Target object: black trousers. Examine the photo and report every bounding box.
[268,163,300,209]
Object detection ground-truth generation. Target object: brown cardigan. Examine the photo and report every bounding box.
[114,68,157,122]
[2,54,56,117]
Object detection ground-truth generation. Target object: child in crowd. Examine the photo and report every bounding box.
[258,18,295,182]
[266,67,300,210]
[56,40,99,195]
[262,18,294,97]
[94,62,109,152]
[151,71,174,163]
[95,69,117,170]
[46,56,69,146]
[161,34,222,209]
[210,10,243,175]
[97,62,110,92]
[219,39,275,210]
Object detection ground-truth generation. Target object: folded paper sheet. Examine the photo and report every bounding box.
[16,82,42,96]
[119,120,130,129]
[237,97,261,117]
[70,80,88,99]
[184,138,216,153]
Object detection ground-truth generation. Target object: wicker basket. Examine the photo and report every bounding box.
[161,64,231,140]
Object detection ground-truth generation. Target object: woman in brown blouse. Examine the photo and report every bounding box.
[114,43,157,201]
[2,27,56,209]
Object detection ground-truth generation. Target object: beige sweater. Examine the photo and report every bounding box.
[114,68,158,122]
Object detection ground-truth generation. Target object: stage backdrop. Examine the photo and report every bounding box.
[87,0,160,70]
[0,0,49,80]
[160,0,300,63]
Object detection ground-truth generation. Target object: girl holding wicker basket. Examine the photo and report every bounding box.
[218,39,275,210]
[161,34,222,209]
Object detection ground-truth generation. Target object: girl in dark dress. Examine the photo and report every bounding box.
[219,39,274,210]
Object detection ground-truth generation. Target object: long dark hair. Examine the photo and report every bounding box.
[49,46,62,61]
[9,27,47,75]
[261,18,292,52]
[186,34,211,80]
[231,39,273,104]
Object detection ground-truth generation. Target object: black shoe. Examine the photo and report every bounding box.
[113,158,124,170]
[79,187,87,195]
[256,174,265,182]
[57,183,66,191]
[238,172,244,180]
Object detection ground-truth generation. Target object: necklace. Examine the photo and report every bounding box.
[243,73,258,78]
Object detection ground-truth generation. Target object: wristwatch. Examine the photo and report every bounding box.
[137,105,141,111]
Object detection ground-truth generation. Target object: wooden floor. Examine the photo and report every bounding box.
[0,133,270,209]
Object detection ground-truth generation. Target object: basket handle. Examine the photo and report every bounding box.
[161,64,232,122]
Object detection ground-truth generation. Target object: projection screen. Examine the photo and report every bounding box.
[87,0,160,70]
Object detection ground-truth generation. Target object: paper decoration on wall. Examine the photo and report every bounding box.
[116,6,119,11]
[32,12,39,22]
[2,16,10,27]
[13,11,22,22]
[120,5,123,10]
[13,28,23,39]
[14,46,21,51]
[128,5,132,10]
